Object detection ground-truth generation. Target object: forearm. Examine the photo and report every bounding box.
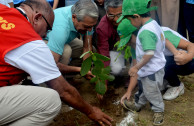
[165,39,178,55]
[83,35,93,60]
[46,76,93,115]
[186,43,194,61]
[135,53,153,70]
[52,0,59,9]
[57,62,81,74]
[127,74,138,93]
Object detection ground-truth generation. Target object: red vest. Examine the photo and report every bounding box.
[0,4,42,86]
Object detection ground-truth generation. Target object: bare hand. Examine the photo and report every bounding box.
[120,92,131,105]
[174,50,191,65]
[87,106,113,126]
[85,71,95,80]
[128,66,138,77]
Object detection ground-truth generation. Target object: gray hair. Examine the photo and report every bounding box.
[104,0,123,11]
[20,0,53,17]
[71,0,99,22]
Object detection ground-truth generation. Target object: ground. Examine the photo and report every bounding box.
[49,74,194,126]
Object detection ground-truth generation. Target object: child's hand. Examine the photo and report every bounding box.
[128,66,138,77]
[120,91,131,105]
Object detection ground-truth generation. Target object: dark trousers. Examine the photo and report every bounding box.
[184,3,194,42]
[164,56,194,86]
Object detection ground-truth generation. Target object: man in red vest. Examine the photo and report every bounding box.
[0,0,112,126]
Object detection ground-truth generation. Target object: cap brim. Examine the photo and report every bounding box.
[117,15,124,23]
[118,34,131,48]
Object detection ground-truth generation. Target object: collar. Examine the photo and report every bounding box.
[16,7,30,21]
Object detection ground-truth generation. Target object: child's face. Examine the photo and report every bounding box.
[127,15,141,29]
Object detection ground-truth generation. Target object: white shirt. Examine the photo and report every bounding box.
[4,40,61,84]
[0,0,13,7]
[136,20,166,77]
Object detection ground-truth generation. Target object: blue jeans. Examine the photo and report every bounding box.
[164,56,194,86]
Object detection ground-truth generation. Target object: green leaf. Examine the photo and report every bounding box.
[92,55,97,61]
[95,80,106,95]
[124,46,132,60]
[93,53,110,61]
[80,51,92,58]
[92,66,102,75]
[114,52,121,62]
[107,75,115,81]
[102,66,111,74]
[80,57,92,76]
[90,77,97,83]
[93,59,104,68]
[98,73,109,81]
[114,41,120,48]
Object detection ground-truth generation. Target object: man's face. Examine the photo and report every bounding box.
[72,15,97,34]
[33,12,54,38]
[106,6,122,26]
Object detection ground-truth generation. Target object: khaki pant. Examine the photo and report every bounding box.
[60,38,83,66]
[0,85,61,126]
[151,0,180,31]
[60,38,96,66]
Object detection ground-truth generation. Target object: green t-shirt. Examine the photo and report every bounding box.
[138,30,158,51]
[163,30,181,48]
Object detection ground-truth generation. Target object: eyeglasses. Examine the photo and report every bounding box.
[107,13,122,20]
[42,15,52,31]
[22,2,52,31]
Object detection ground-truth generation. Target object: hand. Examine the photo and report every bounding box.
[97,93,103,101]
[85,71,95,80]
[120,91,131,105]
[174,50,191,65]
[87,106,113,126]
[128,66,138,77]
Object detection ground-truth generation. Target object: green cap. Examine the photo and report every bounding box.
[117,0,157,23]
[117,19,137,48]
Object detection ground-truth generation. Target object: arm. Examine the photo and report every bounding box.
[83,34,93,60]
[46,75,112,126]
[51,50,82,73]
[165,39,179,55]
[121,59,137,104]
[174,39,194,65]
[52,0,59,9]
[8,2,14,8]
[129,51,154,77]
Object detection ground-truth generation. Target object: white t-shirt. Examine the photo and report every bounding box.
[136,20,166,77]
[4,40,61,84]
[0,0,13,7]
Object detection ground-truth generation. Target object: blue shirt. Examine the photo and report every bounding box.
[47,6,79,55]
[65,0,78,6]
[47,6,93,55]
[186,0,194,4]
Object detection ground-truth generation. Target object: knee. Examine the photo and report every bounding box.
[46,89,62,115]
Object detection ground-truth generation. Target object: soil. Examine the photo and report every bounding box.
[49,74,194,126]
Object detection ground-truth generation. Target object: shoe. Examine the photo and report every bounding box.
[153,112,164,126]
[163,82,184,100]
[122,99,141,112]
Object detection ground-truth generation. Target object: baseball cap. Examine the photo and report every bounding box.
[117,0,157,23]
[117,19,137,48]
